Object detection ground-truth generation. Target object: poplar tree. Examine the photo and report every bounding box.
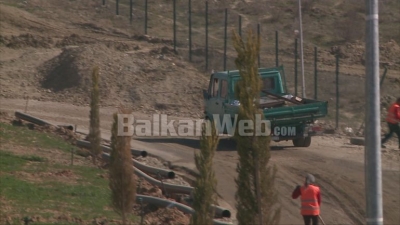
[232,29,281,225]
[109,108,136,225]
[88,66,102,166]
[190,120,219,225]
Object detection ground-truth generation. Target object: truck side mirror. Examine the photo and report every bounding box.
[203,89,209,99]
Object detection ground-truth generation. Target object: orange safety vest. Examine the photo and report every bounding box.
[386,103,400,124]
[300,185,320,216]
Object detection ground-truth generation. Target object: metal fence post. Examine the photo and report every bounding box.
[130,0,133,24]
[275,30,279,67]
[205,1,209,71]
[116,0,119,15]
[173,0,176,52]
[294,38,298,96]
[257,23,260,67]
[335,54,339,130]
[239,15,242,37]
[223,8,228,71]
[314,46,318,100]
[144,0,148,34]
[189,0,192,62]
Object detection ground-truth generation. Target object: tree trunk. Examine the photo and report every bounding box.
[92,152,97,166]
[253,136,263,225]
[122,211,126,225]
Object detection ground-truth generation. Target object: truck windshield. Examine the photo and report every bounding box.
[261,77,275,91]
[232,76,277,96]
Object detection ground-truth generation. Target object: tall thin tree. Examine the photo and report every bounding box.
[89,66,101,166]
[232,29,281,225]
[109,108,137,225]
[190,120,219,225]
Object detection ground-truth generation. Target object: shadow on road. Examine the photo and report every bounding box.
[134,137,294,152]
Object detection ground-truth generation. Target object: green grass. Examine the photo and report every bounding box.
[0,151,47,172]
[0,123,78,153]
[0,123,137,224]
[0,162,116,220]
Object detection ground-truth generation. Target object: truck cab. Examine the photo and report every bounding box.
[203,66,328,147]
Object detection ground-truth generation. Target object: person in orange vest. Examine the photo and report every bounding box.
[381,97,400,149]
[292,173,321,225]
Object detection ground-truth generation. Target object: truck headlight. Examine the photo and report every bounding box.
[230,100,240,106]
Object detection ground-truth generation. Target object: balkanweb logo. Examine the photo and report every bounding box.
[116,114,272,137]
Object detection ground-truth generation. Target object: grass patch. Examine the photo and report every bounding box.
[0,151,47,172]
[0,122,137,224]
[0,123,78,153]
[0,151,133,223]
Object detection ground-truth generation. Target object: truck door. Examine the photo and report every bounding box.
[205,77,225,121]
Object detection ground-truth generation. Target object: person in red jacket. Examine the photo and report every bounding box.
[292,173,321,225]
[381,97,400,149]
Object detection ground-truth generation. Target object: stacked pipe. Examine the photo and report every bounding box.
[13,111,231,222]
[103,153,232,223]
[76,140,173,179]
[15,111,74,130]
[101,152,231,219]
[135,195,232,225]
[77,140,148,160]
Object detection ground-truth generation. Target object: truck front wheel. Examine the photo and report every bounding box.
[292,137,311,147]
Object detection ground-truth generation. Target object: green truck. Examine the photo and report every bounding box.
[202,66,328,147]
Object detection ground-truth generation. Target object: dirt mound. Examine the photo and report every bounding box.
[39,46,84,91]
[0,33,53,48]
[142,207,191,225]
[33,42,207,117]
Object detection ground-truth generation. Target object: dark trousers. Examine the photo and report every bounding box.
[303,215,319,225]
[381,122,400,146]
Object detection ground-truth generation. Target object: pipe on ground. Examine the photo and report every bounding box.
[76,141,178,180]
[104,143,148,158]
[58,124,75,131]
[77,140,174,179]
[14,112,232,219]
[183,198,231,218]
[76,139,148,158]
[133,157,174,179]
[16,111,75,132]
[15,111,59,127]
[135,194,233,225]
[103,153,231,218]
[212,205,231,218]
[102,153,188,193]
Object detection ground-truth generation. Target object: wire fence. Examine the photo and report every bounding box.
[97,0,396,131]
